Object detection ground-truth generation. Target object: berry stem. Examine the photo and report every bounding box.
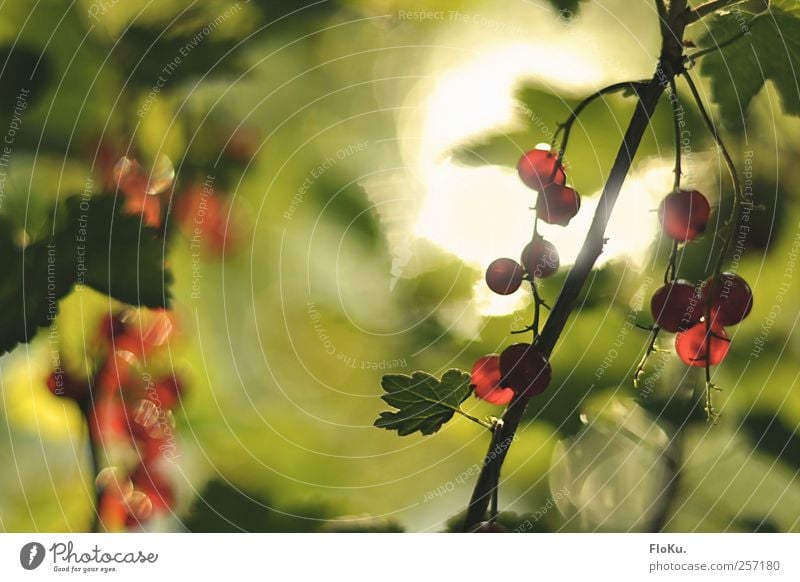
[669,77,682,192]
[681,70,743,420]
[525,212,547,339]
[455,407,494,430]
[637,240,677,386]
[77,396,102,533]
[634,326,661,389]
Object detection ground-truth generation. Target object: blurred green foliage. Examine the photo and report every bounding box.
[0,0,798,533]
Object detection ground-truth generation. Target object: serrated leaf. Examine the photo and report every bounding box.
[697,0,800,125]
[374,369,472,436]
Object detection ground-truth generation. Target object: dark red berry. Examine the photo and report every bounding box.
[471,355,514,406]
[658,189,710,242]
[499,343,551,397]
[650,280,702,333]
[521,238,559,278]
[517,149,566,192]
[703,272,753,326]
[537,185,581,226]
[675,323,730,367]
[485,258,524,295]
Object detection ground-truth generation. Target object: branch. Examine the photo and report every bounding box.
[463,78,669,531]
[461,7,691,531]
[78,396,102,533]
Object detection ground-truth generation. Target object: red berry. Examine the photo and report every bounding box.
[98,491,128,532]
[222,125,260,163]
[89,397,130,443]
[650,280,702,332]
[703,272,753,326]
[537,185,581,226]
[499,343,551,397]
[130,463,174,514]
[471,355,515,406]
[517,149,566,192]
[150,375,182,410]
[658,189,710,242]
[675,323,730,367]
[175,185,240,256]
[485,258,524,295]
[521,238,559,278]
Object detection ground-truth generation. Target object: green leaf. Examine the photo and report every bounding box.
[0,44,51,113]
[0,217,75,355]
[374,369,472,436]
[0,193,173,355]
[58,194,172,308]
[184,480,333,532]
[697,0,800,125]
[117,24,240,90]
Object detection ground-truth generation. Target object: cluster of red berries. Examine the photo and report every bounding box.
[174,182,243,257]
[47,309,183,530]
[469,148,580,405]
[651,273,752,366]
[483,148,578,297]
[517,148,581,226]
[653,188,752,366]
[93,137,244,257]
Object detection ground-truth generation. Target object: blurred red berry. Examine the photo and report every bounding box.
[175,185,239,256]
[471,355,514,406]
[130,463,174,513]
[89,397,130,443]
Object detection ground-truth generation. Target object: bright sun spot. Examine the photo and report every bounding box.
[367,3,666,320]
